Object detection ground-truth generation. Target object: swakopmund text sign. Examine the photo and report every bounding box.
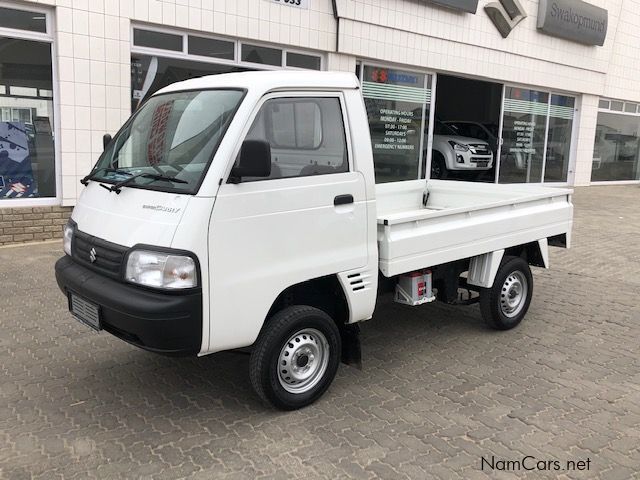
[537,0,607,46]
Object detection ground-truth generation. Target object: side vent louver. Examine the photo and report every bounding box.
[347,271,371,292]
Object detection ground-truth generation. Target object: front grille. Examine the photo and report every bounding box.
[72,230,128,279]
[469,144,492,155]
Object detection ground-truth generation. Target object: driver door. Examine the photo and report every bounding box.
[208,92,368,352]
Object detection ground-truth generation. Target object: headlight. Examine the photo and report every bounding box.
[448,141,469,152]
[125,250,198,289]
[63,223,74,256]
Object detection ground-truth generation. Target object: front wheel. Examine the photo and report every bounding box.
[249,305,341,410]
[430,153,448,179]
[480,256,533,330]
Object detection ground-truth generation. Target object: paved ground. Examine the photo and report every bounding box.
[1,186,639,479]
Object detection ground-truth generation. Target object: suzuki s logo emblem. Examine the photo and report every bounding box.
[89,248,97,263]
[485,0,527,38]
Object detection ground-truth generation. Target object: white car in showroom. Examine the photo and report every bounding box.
[430,120,494,179]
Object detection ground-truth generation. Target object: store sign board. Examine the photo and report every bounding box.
[537,0,607,46]
[271,0,309,9]
[429,0,478,14]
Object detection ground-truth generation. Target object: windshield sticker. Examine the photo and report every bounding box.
[147,100,174,166]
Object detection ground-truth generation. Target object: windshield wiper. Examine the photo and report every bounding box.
[80,167,132,186]
[102,172,188,194]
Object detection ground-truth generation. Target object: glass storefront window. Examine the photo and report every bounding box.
[591,112,640,181]
[286,52,321,70]
[241,44,282,66]
[133,29,183,52]
[361,65,431,183]
[0,37,55,199]
[0,7,47,33]
[544,95,574,182]
[499,87,549,183]
[188,35,235,60]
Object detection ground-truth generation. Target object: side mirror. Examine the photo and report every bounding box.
[229,140,271,183]
[103,133,112,151]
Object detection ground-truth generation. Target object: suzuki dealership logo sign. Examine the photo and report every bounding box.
[484,0,527,39]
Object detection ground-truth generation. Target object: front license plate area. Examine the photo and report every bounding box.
[69,293,102,331]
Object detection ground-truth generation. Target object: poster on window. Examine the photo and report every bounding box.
[0,122,38,198]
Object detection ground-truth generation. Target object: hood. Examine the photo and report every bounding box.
[435,134,490,146]
[70,182,193,248]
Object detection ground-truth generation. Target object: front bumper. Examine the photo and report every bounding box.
[451,153,493,170]
[55,255,202,356]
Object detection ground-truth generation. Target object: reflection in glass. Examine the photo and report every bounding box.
[591,112,640,181]
[0,37,55,199]
[499,87,549,183]
[362,65,430,183]
[131,55,251,111]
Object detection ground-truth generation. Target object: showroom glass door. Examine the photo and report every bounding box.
[499,87,549,183]
[498,86,576,184]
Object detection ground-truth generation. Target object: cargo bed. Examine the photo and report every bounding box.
[376,180,573,277]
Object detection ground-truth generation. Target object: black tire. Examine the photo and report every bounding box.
[480,256,533,330]
[249,305,341,410]
[431,152,448,179]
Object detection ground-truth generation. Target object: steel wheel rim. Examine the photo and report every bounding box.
[500,270,528,318]
[278,328,329,394]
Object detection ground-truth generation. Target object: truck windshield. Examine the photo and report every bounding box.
[91,89,244,194]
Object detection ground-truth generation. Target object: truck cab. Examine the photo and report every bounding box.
[56,71,573,410]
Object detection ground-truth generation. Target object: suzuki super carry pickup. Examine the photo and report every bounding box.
[55,71,573,410]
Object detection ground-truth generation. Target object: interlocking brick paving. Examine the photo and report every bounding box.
[1,185,639,479]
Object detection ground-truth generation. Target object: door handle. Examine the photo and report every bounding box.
[334,194,354,206]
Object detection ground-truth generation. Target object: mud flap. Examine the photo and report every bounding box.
[340,323,362,370]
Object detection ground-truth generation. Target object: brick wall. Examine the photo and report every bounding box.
[0,207,72,246]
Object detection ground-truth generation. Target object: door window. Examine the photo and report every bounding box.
[242,97,348,180]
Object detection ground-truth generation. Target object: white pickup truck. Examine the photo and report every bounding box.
[55,71,573,410]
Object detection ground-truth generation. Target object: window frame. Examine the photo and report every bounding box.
[225,91,353,184]
[0,1,59,207]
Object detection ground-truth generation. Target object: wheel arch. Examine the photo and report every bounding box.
[505,238,549,269]
[467,239,549,289]
[264,275,362,367]
[266,275,350,327]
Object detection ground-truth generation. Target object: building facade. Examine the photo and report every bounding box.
[0,0,639,245]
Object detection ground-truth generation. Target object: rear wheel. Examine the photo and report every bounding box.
[249,305,341,410]
[480,256,533,330]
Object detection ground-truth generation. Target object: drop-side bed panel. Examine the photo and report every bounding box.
[376,180,573,277]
